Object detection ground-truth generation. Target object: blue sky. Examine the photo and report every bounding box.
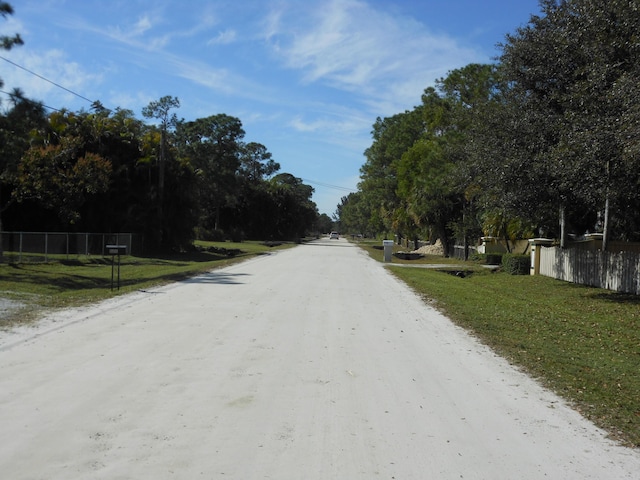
[0,0,542,215]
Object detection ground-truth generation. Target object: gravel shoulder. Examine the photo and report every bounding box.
[1,238,639,479]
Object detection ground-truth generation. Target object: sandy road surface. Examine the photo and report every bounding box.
[1,238,639,479]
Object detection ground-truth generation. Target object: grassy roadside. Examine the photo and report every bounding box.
[356,239,640,447]
[0,240,292,327]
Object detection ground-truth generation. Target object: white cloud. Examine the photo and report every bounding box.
[0,49,102,109]
[289,111,366,136]
[261,6,284,43]
[266,0,482,115]
[165,53,269,100]
[287,107,372,156]
[82,6,217,53]
[289,115,325,132]
[105,13,162,46]
[132,15,153,37]
[282,1,379,84]
[208,29,237,46]
[0,14,24,39]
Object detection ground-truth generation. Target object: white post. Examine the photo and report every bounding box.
[528,238,554,275]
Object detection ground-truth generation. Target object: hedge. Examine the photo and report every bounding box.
[502,253,530,275]
[485,253,503,265]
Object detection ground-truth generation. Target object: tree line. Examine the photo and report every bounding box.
[337,0,640,254]
[0,5,326,255]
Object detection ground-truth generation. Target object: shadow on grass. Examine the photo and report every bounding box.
[1,259,248,292]
[59,258,115,267]
[552,279,640,305]
[1,268,118,291]
[1,269,242,292]
[590,291,640,305]
[135,250,249,265]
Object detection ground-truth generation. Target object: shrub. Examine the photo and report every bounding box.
[486,253,503,265]
[469,252,485,262]
[195,227,226,242]
[228,228,245,243]
[502,253,530,275]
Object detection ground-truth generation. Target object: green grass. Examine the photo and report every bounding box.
[0,240,292,326]
[355,239,640,447]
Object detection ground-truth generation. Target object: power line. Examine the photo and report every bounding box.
[300,178,357,193]
[0,89,62,112]
[0,54,95,105]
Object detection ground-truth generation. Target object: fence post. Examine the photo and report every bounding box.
[528,238,553,275]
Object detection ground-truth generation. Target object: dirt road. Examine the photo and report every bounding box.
[1,238,639,479]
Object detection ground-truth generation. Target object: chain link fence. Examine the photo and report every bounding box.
[0,232,143,262]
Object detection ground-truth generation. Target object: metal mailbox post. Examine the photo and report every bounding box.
[105,244,127,290]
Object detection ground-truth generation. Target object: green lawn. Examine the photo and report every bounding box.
[355,238,640,447]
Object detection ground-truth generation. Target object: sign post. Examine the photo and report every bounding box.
[105,244,127,290]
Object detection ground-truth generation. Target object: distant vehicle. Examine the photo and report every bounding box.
[329,231,339,239]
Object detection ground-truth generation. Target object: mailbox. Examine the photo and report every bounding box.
[105,244,127,290]
[383,240,394,262]
[106,244,127,255]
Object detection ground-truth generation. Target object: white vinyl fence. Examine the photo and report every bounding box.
[539,246,640,294]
